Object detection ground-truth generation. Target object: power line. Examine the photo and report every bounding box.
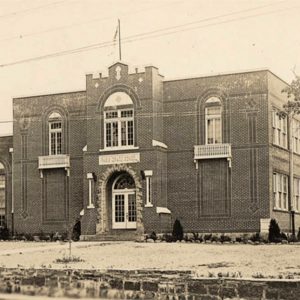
[0,1,185,43]
[0,2,297,68]
[0,0,68,20]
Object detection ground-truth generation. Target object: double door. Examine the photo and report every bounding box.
[112,190,136,229]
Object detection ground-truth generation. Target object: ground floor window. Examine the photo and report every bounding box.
[293,177,300,212]
[144,170,153,207]
[0,172,5,227]
[273,172,288,210]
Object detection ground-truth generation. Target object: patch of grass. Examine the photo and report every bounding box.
[252,272,265,278]
[207,262,233,268]
[54,255,84,264]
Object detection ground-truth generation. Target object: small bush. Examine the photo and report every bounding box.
[193,233,203,243]
[250,232,261,243]
[72,219,81,241]
[204,234,212,242]
[54,255,84,264]
[60,231,68,241]
[0,226,10,240]
[24,233,34,241]
[162,233,174,243]
[297,227,300,241]
[172,219,183,241]
[149,231,157,242]
[220,234,231,243]
[38,231,50,241]
[211,235,219,242]
[268,219,282,243]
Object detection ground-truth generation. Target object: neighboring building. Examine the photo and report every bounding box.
[1,62,299,240]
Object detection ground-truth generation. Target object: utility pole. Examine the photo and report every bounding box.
[289,115,296,237]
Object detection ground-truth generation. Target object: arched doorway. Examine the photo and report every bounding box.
[112,173,136,229]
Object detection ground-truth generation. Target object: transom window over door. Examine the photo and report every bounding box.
[104,92,135,149]
[205,97,222,144]
[48,112,62,155]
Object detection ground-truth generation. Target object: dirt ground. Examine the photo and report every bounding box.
[0,241,299,279]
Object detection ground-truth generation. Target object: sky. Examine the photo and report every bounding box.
[0,0,300,135]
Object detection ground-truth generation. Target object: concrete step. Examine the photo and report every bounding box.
[80,231,138,241]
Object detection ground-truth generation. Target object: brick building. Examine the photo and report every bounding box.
[1,62,299,240]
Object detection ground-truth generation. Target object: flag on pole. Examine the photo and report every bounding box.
[113,24,118,43]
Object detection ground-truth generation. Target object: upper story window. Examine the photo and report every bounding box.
[205,97,222,144]
[104,92,134,149]
[48,112,62,155]
[272,108,287,149]
[293,119,300,154]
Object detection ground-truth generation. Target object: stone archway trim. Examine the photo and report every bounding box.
[96,164,144,239]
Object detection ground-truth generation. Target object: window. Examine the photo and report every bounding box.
[205,97,222,144]
[104,92,135,149]
[49,112,62,155]
[0,163,5,227]
[293,177,300,212]
[272,109,287,148]
[293,119,300,154]
[87,173,95,209]
[144,170,153,207]
[273,172,288,210]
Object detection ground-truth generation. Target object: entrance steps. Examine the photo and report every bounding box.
[80,230,139,241]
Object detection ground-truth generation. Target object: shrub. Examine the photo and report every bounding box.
[0,226,10,240]
[297,227,300,241]
[162,233,174,243]
[268,219,282,243]
[72,219,81,241]
[149,231,157,242]
[204,234,212,242]
[220,234,231,243]
[24,233,34,241]
[54,255,84,264]
[172,219,183,241]
[250,232,261,243]
[192,233,203,242]
[280,232,288,240]
[211,235,219,242]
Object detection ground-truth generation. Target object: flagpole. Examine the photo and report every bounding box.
[118,19,121,61]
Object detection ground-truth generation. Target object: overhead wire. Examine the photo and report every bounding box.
[0,0,68,19]
[0,0,185,43]
[0,1,297,68]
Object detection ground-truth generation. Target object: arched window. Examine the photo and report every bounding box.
[205,97,222,144]
[104,92,134,149]
[48,112,62,155]
[0,162,5,227]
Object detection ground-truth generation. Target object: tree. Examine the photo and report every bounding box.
[280,73,300,238]
[279,73,300,118]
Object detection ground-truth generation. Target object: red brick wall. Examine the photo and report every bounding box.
[12,91,86,234]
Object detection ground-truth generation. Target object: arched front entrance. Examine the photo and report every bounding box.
[112,173,136,229]
[96,164,143,239]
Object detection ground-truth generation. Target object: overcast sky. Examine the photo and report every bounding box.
[0,0,299,135]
